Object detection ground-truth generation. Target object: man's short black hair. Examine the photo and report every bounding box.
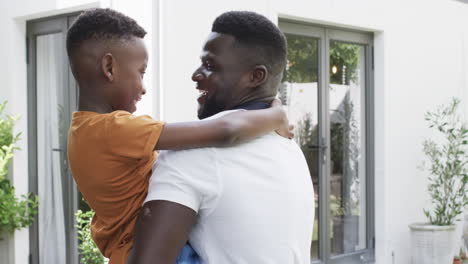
[212,11,287,77]
[66,8,146,58]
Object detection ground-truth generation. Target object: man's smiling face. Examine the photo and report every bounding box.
[192,32,251,119]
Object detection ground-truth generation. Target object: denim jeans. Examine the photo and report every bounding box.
[175,243,200,264]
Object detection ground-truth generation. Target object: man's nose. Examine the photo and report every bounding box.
[141,86,147,95]
[192,68,204,82]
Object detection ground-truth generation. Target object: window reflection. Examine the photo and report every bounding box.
[329,41,367,255]
[282,34,320,259]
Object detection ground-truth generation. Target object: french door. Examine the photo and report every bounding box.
[279,21,375,264]
[27,14,80,264]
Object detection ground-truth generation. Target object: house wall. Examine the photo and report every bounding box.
[0,0,467,263]
[381,1,468,263]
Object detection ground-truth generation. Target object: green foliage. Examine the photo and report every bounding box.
[0,101,38,236]
[283,35,360,86]
[76,209,105,264]
[296,113,317,153]
[0,179,39,235]
[330,195,345,217]
[0,101,20,181]
[422,98,468,226]
[337,97,360,216]
[295,113,319,173]
[330,42,360,85]
[284,34,319,83]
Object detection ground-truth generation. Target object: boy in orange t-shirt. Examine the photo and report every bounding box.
[66,9,291,264]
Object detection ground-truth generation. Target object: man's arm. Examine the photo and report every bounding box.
[155,99,292,150]
[127,201,197,264]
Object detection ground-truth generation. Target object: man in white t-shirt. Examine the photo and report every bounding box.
[129,11,314,264]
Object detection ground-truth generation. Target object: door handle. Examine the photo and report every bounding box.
[51,148,69,169]
[307,144,328,150]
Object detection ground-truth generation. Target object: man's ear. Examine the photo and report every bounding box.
[248,65,268,88]
[101,53,115,82]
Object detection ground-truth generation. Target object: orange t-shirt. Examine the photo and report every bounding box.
[67,110,164,264]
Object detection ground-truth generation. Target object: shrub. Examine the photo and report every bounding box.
[76,209,105,264]
[0,101,38,236]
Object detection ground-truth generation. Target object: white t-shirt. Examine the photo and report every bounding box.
[145,110,315,264]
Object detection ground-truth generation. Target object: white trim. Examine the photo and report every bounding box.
[15,2,102,21]
[373,30,389,264]
[278,13,383,33]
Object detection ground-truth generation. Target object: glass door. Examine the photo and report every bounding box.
[280,21,374,264]
[27,14,80,264]
[280,31,322,260]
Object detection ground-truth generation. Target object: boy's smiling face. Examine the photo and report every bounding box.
[66,8,149,114]
[105,37,148,113]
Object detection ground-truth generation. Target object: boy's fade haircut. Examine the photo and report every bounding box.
[66,8,146,58]
[211,11,287,77]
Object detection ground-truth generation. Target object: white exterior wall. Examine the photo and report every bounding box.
[382,1,468,263]
[1,0,467,263]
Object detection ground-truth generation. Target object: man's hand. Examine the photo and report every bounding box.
[271,98,294,139]
[127,201,197,264]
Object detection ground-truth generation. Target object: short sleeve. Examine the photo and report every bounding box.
[144,148,220,214]
[105,111,165,160]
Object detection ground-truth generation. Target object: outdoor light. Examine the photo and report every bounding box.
[332,65,338,74]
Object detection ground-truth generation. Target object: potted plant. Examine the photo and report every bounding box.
[409,98,468,264]
[459,247,467,263]
[0,101,38,260]
[464,214,468,255]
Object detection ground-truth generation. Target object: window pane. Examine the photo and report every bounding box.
[36,33,68,264]
[282,33,320,260]
[329,41,367,256]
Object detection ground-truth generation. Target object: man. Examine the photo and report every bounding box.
[129,11,314,264]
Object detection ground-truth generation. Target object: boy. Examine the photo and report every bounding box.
[66,8,291,264]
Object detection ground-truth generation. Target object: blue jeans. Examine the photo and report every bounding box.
[175,243,200,264]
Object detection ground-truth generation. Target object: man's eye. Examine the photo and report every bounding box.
[204,61,214,71]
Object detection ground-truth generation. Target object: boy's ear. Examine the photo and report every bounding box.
[248,65,268,88]
[101,53,115,82]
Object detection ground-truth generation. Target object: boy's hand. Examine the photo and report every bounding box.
[271,99,294,139]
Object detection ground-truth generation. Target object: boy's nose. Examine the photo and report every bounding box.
[141,86,147,95]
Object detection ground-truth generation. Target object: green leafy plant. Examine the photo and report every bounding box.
[460,247,467,261]
[282,36,360,85]
[76,209,105,264]
[284,34,319,83]
[422,98,468,226]
[0,101,38,236]
[329,42,360,85]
